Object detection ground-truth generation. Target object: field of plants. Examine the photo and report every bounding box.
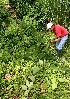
[0,0,70,99]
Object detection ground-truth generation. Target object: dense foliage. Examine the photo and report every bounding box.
[9,0,70,26]
[0,0,70,99]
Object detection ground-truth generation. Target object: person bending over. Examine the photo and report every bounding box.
[47,22,69,57]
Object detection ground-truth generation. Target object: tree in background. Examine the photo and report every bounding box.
[8,0,70,27]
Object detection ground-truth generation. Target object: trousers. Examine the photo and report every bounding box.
[56,35,68,50]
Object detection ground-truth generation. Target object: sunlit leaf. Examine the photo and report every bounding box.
[38,59,43,65]
[52,83,57,90]
[51,77,58,90]
[28,75,35,82]
[0,53,2,57]
[21,85,27,90]
[58,78,69,82]
[26,80,29,87]
[32,67,40,74]
[51,78,56,83]
[24,90,29,96]
[26,80,33,88]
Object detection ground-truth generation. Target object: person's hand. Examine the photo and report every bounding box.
[50,37,61,43]
[50,40,54,43]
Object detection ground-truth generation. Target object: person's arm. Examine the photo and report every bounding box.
[51,26,61,43]
[50,37,61,43]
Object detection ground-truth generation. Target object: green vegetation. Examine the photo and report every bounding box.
[0,0,70,99]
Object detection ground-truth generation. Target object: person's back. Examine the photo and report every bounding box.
[53,25,68,37]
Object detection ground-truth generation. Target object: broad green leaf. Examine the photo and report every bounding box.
[58,78,65,82]
[29,82,33,87]
[58,78,69,82]
[28,75,35,82]
[32,67,40,74]
[24,90,29,96]
[28,82,33,88]
[21,85,27,90]
[38,59,43,65]
[0,53,2,57]
[26,80,33,88]
[22,97,27,99]
[51,77,58,90]
[52,83,57,90]
[62,56,66,61]
[26,80,29,87]
[7,85,13,90]
[51,78,56,83]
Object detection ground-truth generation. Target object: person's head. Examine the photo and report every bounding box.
[47,22,55,31]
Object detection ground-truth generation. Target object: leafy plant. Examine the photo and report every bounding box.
[0,0,70,98]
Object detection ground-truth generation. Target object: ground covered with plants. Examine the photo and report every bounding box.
[0,0,70,99]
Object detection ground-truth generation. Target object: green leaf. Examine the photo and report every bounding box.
[26,80,33,88]
[0,53,2,57]
[51,77,57,90]
[29,82,33,87]
[51,78,56,83]
[38,59,43,65]
[58,78,69,82]
[28,75,35,82]
[26,80,29,87]
[21,85,27,90]
[32,67,40,74]
[24,90,29,96]
[52,83,57,90]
